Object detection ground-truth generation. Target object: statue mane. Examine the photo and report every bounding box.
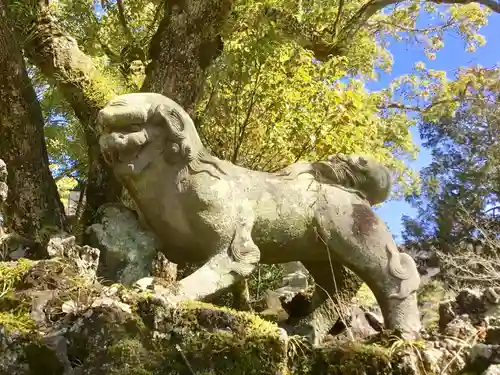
[176,147,228,186]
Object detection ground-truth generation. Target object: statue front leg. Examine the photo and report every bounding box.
[136,214,260,305]
[172,251,257,303]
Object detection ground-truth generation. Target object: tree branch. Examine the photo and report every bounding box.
[231,61,263,165]
[54,164,81,182]
[380,80,474,112]
[332,0,345,37]
[88,9,122,63]
[144,0,165,42]
[267,0,500,61]
[380,98,459,112]
[367,18,456,34]
[116,0,134,43]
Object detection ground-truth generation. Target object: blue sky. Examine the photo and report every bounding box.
[371,12,500,243]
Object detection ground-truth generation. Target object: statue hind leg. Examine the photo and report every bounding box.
[316,203,421,339]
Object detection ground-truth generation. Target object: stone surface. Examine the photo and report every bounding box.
[0,251,424,375]
[443,316,478,340]
[46,233,100,281]
[2,239,500,374]
[439,287,500,335]
[470,344,500,366]
[85,203,173,286]
[279,261,310,291]
[97,92,422,345]
[484,364,500,375]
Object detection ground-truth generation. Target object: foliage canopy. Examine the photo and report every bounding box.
[31,0,498,205]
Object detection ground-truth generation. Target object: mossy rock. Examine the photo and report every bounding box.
[0,256,288,375]
[70,299,288,375]
[0,258,436,375]
[287,337,429,375]
[0,259,36,333]
[417,280,450,331]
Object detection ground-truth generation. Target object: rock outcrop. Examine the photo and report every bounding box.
[85,204,176,286]
[2,234,500,375]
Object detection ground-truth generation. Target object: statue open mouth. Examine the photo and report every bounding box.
[99,128,159,175]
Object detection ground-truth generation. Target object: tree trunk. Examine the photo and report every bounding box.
[0,2,66,248]
[141,0,232,114]
[138,0,233,282]
[18,9,123,230]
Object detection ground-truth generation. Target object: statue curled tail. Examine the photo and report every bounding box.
[277,153,392,205]
[386,245,420,300]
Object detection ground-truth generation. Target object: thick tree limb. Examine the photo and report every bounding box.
[10,7,123,230]
[116,0,134,43]
[0,2,66,246]
[268,0,500,61]
[141,0,232,115]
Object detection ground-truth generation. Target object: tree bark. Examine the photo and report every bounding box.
[141,0,232,115]
[0,1,66,247]
[138,0,233,282]
[16,9,123,230]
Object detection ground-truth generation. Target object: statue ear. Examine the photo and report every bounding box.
[151,104,185,134]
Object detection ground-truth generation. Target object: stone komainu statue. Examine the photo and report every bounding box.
[97,93,421,345]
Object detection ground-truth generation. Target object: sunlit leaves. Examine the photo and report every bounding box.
[28,0,497,203]
[449,3,490,52]
[57,176,79,210]
[198,2,418,198]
